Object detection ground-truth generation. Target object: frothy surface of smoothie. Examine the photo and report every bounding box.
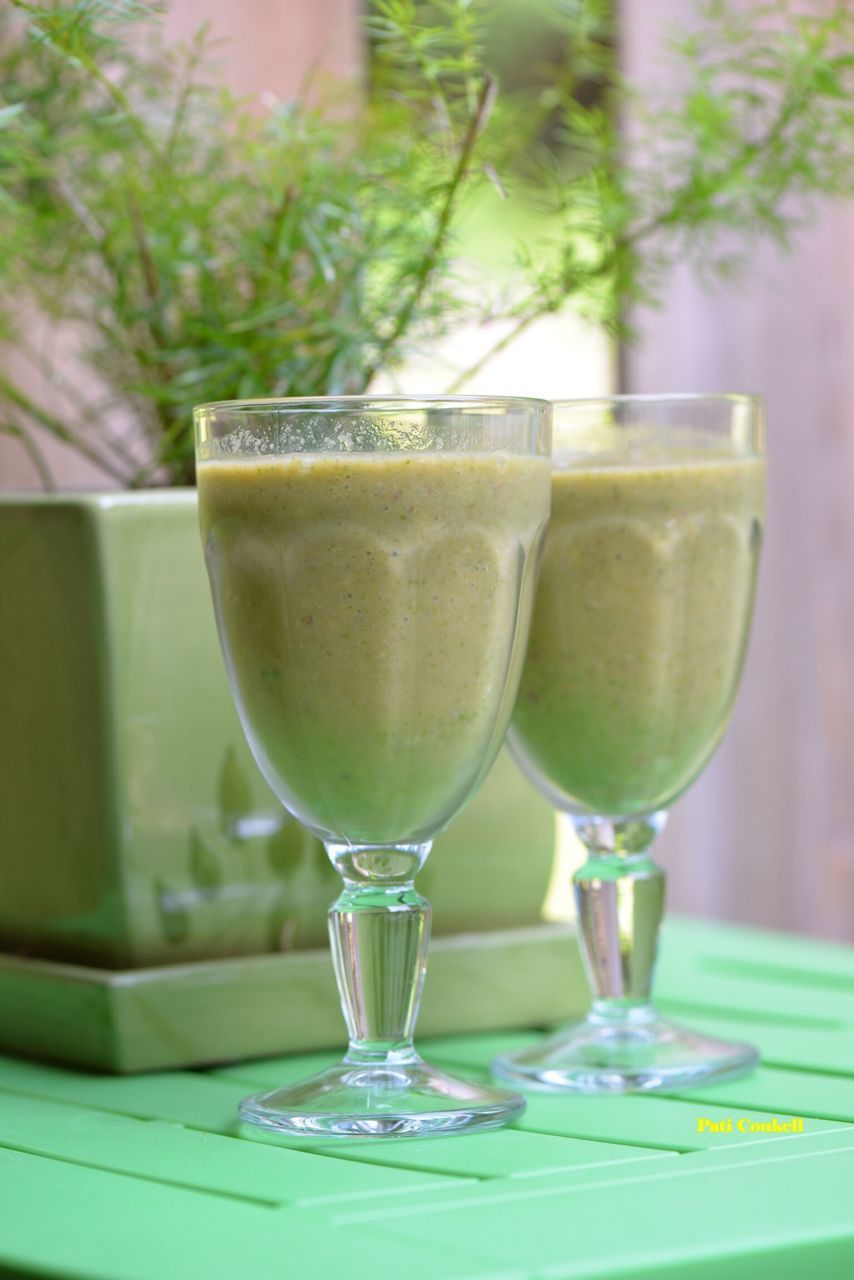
[510,452,764,816]
[199,452,549,845]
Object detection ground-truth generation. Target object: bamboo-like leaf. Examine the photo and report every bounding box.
[217,745,254,837]
[188,828,222,894]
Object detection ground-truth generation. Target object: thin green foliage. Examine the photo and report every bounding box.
[0,0,851,485]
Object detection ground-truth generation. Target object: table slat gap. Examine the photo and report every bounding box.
[0,1136,283,1208]
[658,997,840,1031]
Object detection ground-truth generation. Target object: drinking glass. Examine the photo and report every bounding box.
[195,395,551,1136]
[493,394,765,1092]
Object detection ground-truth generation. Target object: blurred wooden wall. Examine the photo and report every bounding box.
[163,0,361,100]
[0,0,361,489]
[621,0,854,941]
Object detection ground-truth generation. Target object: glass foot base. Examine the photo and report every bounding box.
[239,1056,526,1138]
[492,1008,758,1094]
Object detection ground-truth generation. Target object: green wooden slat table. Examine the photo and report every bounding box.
[1,917,852,1279]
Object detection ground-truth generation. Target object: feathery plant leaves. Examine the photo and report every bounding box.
[0,0,851,484]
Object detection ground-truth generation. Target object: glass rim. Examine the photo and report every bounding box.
[553,392,763,410]
[193,394,552,416]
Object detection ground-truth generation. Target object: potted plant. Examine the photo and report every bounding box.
[0,0,850,1037]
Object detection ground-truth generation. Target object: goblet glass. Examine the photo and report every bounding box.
[493,394,765,1093]
[195,395,551,1136]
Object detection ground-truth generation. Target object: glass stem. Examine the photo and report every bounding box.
[569,812,667,1016]
[326,842,432,1065]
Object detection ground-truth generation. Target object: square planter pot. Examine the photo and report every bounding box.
[0,924,584,1072]
[0,492,560,970]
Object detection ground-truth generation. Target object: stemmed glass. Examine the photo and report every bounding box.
[493,394,765,1092]
[195,395,551,1136]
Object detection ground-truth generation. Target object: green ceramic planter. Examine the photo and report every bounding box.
[0,492,557,969]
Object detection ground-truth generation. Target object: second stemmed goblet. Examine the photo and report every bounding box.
[195,396,551,1136]
[494,394,765,1093]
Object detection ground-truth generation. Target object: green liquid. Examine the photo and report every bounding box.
[199,452,549,845]
[511,453,765,815]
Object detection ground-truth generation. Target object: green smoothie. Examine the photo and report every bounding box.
[198,451,549,845]
[510,451,765,816]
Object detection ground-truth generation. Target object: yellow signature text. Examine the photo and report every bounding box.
[697,1116,805,1134]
